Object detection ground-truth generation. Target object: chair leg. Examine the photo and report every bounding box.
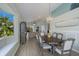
[69,50,72,56]
[53,48,55,56]
[40,47,44,56]
[42,49,44,56]
[51,46,53,54]
[60,52,64,56]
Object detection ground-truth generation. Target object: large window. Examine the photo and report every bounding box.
[71,3,79,10]
[0,10,14,38]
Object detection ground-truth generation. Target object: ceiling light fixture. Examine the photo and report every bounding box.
[46,4,52,23]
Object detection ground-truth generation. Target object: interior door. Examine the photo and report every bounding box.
[20,22,27,44]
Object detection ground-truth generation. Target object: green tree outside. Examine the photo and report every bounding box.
[0,17,14,37]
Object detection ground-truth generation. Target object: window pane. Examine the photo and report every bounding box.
[0,10,14,38]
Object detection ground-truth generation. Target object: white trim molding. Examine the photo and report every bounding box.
[55,18,79,27]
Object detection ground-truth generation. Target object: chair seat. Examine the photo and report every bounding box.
[41,43,51,49]
[55,47,70,54]
[49,42,58,45]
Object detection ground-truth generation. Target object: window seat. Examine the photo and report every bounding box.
[0,40,19,56]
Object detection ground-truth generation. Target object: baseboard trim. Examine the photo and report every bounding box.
[72,49,79,53]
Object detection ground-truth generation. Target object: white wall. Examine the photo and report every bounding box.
[0,4,21,56]
[50,7,79,52]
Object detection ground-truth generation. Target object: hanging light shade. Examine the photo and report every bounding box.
[46,16,52,23]
[46,4,53,23]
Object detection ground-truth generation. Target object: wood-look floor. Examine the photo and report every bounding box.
[15,34,79,56]
[15,37,53,56]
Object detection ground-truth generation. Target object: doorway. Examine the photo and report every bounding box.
[20,22,27,44]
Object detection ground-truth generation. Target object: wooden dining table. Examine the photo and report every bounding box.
[41,34,62,54]
[43,34,56,44]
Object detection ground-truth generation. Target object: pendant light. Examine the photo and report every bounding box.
[46,3,52,33]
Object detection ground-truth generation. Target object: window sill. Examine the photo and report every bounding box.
[0,35,19,56]
[0,35,14,49]
[0,40,18,56]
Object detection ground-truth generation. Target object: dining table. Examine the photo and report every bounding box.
[42,33,61,54]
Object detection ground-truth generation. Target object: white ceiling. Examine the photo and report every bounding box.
[9,3,62,22]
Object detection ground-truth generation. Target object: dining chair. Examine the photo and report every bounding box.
[51,32,57,43]
[55,33,63,46]
[26,32,29,40]
[53,38,75,56]
[52,32,57,40]
[57,33,63,40]
[39,34,52,55]
[36,32,41,41]
[49,32,58,45]
[36,33,39,40]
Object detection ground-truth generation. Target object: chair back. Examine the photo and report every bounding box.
[57,33,63,40]
[63,38,75,51]
[40,32,45,36]
[39,35,43,44]
[52,32,57,38]
[52,32,57,42]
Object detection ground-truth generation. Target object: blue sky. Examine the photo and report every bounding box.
[0,10,14,22]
